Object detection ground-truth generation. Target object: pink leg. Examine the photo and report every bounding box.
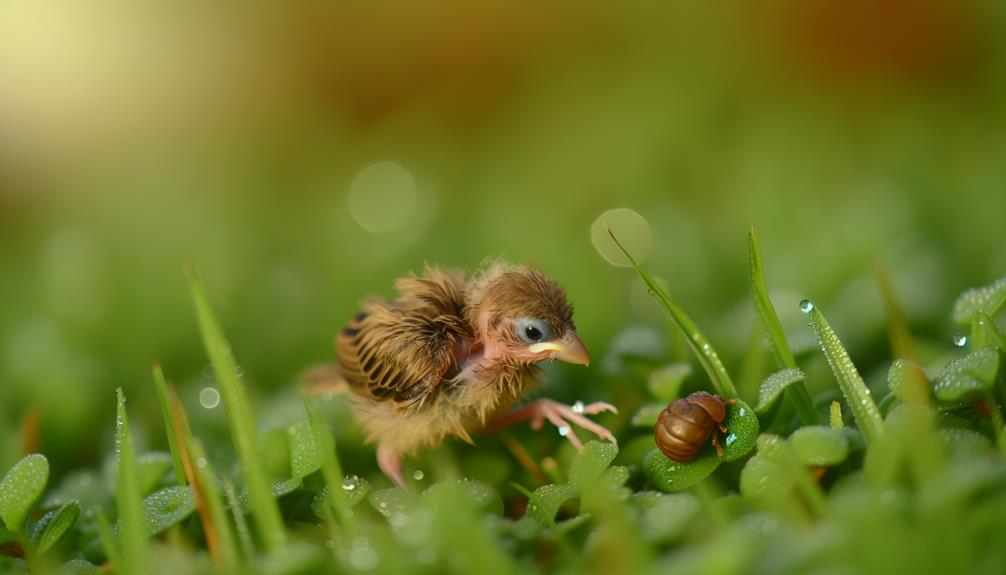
[377,444,405,487]
[486,398,618,451]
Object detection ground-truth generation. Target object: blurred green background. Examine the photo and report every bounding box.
[1,1,1005,478]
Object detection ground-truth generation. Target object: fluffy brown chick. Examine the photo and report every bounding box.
[333,261,615,486]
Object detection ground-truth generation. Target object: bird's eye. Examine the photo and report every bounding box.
[515,317,551,344]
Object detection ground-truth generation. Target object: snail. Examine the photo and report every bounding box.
[654,391,734,462]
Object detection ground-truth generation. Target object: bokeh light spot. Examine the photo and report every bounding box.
[591,208,653,267]
[347,161,418,232]
[199,386,221,409]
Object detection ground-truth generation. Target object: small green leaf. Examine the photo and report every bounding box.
[259,428,292,478]
[739,454,787,498]
[289,423,322,480]
[805,305,885,444]
[0,453,49,533]
[971,312,1006,350]
[526,484,578,526]
[647,363,692,401]
[953,274,1006,324]
[933,347,1001,402]
[630,402,666,428]
[56,559,100,575]
[424,479,503,516]
[568,441,619,493]
[788,426,849,466]
[311,475,371,519]
[368,488,410,518]
[642,449,719,493]
[142,486,195,536]
[630,491,700,545]
[721,400,760,462]
[32,501,80,555]
[830,401,844,429]
[755,368,806,414]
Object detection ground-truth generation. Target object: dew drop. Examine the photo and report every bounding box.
[234,365,245,377]
[557,425,570,437]
[196,458,208,469]
[725,433,737,446]
[952,332,967,347]
[342,476,359,491]
[799,299,815,314]
[572,401,585,414]
[412,470,425,481]
[199,387,221,409]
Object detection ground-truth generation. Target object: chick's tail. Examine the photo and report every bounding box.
[299,362,351,396]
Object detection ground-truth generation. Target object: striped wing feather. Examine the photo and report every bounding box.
[337,267,471,410]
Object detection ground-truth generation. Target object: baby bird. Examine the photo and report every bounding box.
[332,261,616,486]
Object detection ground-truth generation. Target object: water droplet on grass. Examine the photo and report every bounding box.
[412,470,425,481]
[572,401,585,414]
[799,299,814,313]
[557,425,570,437]
[952,332,967,347]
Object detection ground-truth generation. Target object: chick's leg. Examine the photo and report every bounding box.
[486,398,617,450]
[376,444,405,487]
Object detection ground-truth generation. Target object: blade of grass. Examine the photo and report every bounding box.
[93,507,120,569]
[163,379,239,571]
[152,365,186,486]
[829,401,843,429]
[608,229,738,398]
[115,387,147,573]
[802,304,885,444]
[748,227,819,424]
[221,477,256,560]
[303,395,354,536]
[874,266,918,362]
[184,265,286,551]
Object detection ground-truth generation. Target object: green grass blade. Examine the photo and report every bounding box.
[184,265,287,552]
[802,304,885,444]
[874,266,918,362]
[115,387,147,573]
[187,437,241,570]
[608,229,737,398]
[92,507,120,568]
[303,395,354,535]
[221,476,256,559]
[829,401,844,429]
[160,373,240,571]
[748,228,819,423]
[152,365,186,487]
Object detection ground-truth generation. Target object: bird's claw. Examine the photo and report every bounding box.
[527,398,618,451]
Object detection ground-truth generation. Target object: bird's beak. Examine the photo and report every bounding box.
[529,332,591,366]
